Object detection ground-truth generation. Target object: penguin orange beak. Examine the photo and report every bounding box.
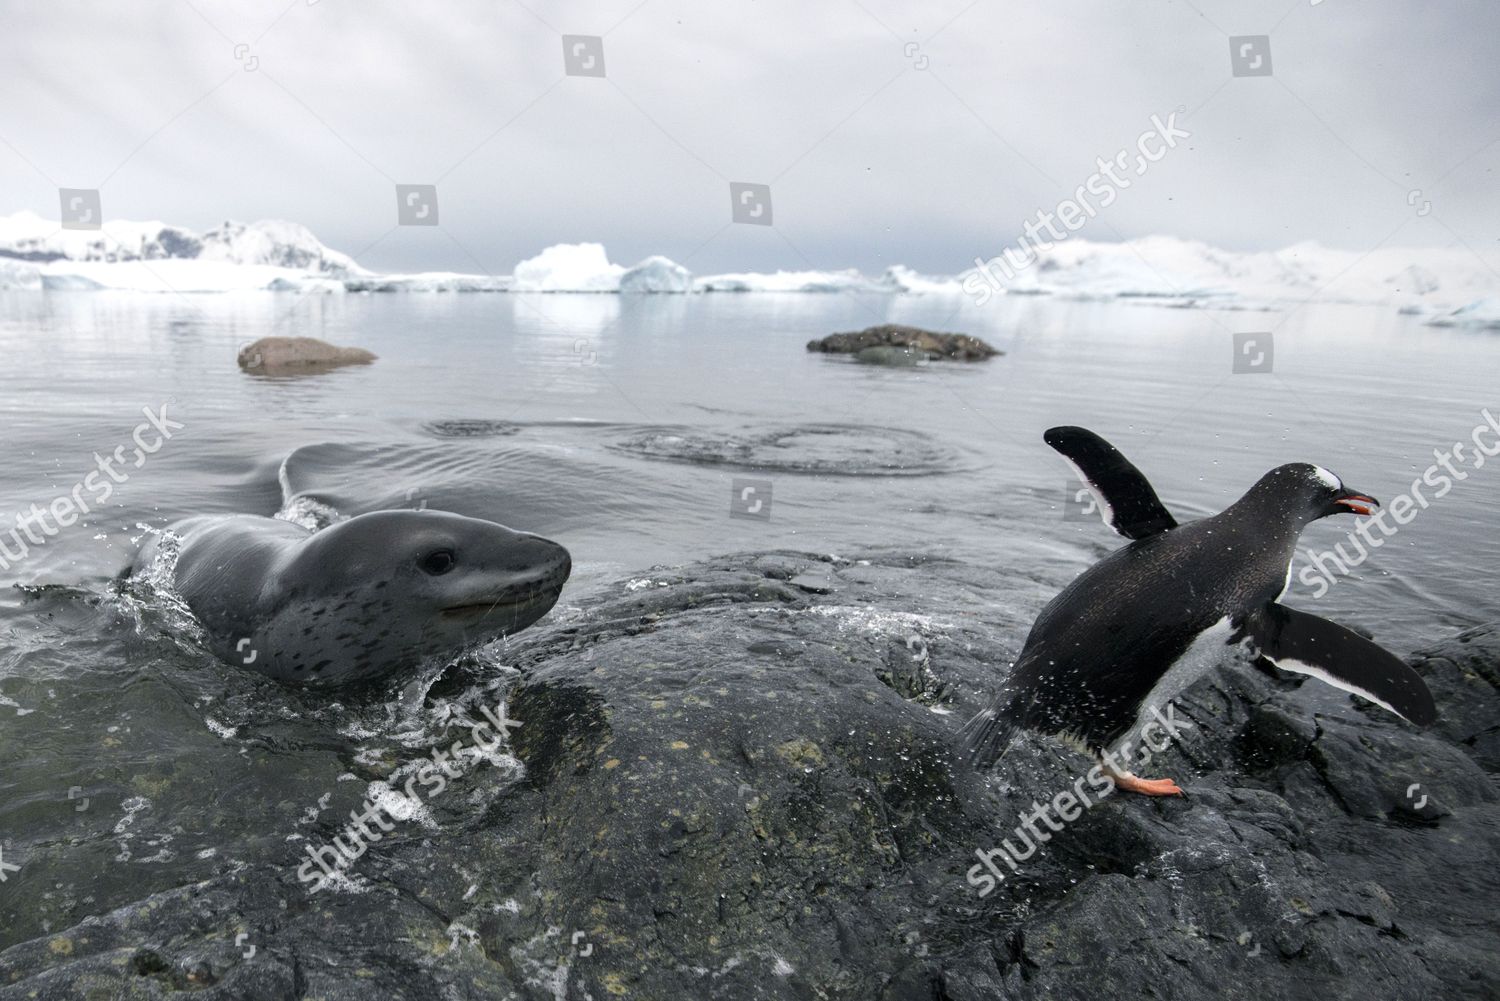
[1334,492,1379,516]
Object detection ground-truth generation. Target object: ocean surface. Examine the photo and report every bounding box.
[0,288,1496,946]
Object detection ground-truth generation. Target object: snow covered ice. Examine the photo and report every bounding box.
[0,211,1494,320]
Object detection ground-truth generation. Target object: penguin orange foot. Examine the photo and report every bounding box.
[1108,771,1184,797]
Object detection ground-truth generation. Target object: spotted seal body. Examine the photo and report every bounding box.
[133,510,571,686]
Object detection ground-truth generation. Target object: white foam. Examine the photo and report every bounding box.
[204,717,238,740]
[366,779,434,828]
[0,694,34,717]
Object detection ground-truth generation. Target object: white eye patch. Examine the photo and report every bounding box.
[1311,465,1342,491]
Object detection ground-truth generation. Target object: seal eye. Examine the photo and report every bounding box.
[419,549,456,576]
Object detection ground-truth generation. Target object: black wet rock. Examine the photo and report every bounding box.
[788,569,836,593]
[1411,623,1500,771]
[807,324,1001,361]
[2,552,1496,1000]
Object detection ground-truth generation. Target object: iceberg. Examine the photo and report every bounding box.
[0,210,356,275]
[1425,297,1500,330]
[511,243,623,292]
[342,272,511,293]
[508,244,696,293]
[692,266,959,294]
[696,268,895,293]
[195,219,359,274]
[37,259,344,293]
[0,210,1493,312]
[0,258,42,291]
[0,209,196,265]
[0,210,357,292]
[958,236,1496,311]
[879,265,962,294]
[620,255,693,293]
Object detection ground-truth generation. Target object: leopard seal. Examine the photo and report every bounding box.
[132,509,571,686]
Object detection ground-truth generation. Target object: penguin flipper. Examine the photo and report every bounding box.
[1044,426,1178,540]
[1241,603,1437,726]
[957,707,1020,770]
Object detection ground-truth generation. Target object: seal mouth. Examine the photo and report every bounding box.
[440,584,564,620]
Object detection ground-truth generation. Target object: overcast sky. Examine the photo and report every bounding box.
[2,0,1496,276]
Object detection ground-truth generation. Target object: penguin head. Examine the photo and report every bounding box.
[1245,463,1380,523]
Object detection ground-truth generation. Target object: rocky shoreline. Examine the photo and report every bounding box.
[1,550,1495,999]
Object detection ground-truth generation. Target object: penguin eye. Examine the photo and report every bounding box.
[419,549,456,576]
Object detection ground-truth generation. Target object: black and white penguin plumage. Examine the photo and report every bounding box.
[961,426,1437,795]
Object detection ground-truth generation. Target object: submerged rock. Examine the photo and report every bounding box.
[854,345,927,366]
[808,323,1001,361]
[606,423,961,476]
[237,336,376,375]
[1,553,1494,999]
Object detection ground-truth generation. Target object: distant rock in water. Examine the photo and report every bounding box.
[238,336,376,375]
[807,323,1000,361]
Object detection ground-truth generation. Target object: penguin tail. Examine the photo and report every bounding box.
[957,706,1019,771]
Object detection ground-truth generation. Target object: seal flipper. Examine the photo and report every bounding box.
[1044,426,1178,540]
[1240,603,1437,726]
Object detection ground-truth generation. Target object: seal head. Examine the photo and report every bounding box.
[153,509,571,686]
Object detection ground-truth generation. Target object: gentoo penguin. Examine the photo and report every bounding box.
[961,426,1437,795]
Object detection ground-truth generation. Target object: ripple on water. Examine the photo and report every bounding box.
[422,420,524,438]
[606,423,963,476]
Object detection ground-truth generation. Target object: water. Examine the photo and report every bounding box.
[0,288,1496,946]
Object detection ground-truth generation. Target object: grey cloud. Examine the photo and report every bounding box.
[1,0,1495,277]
